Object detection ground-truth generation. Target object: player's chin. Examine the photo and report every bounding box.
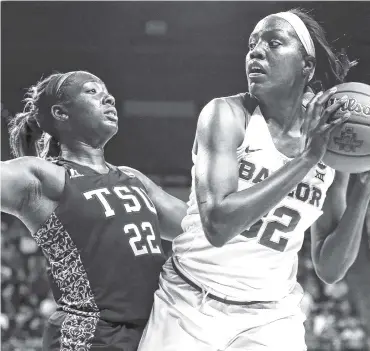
[109,124,119,136]
[248,79,280,100]
[248,81,266,99]
[103,119,119,131]
[100,121,119,138]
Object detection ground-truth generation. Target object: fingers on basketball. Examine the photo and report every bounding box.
[324,112,350,133]
[323,82,370,173]
[320,95,349,127]
[306,91,323,122]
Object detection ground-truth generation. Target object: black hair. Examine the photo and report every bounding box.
[8,72,76,158]
[288,8,357,92]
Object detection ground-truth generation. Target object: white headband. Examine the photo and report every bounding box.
[55,71,78,95]
[274,12,316,81]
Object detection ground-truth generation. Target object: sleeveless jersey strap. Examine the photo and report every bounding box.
[51,158,89,178]
[236,93,259,152]
[116,165,151,194]
[241,93,258,130]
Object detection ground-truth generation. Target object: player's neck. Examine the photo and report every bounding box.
[259,94,304,135]
[59,142,108,173]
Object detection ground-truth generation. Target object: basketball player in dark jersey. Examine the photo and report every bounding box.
[1,71,188,350]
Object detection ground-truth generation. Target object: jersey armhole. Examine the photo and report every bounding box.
[241,92,258,130]
[236,93,258,150]
[117,165,151,194]
[193,93,256,158]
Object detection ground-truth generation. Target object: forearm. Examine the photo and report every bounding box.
[204,150,318,246]
[315,182,370,283]
[119,166,188,241]
[159,197,188,241]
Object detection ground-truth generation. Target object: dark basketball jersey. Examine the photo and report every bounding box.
[31,159,166,340]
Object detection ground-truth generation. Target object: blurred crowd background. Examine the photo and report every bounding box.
[2,1,370,350]
[1,214,370,351]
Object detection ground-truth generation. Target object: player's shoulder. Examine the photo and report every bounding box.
[202,93,257,126]
[118,166,152,190]
[3,156,61,178]
[198,93,256,139]
[118,165,141,179]
[3,155,44,167]
[214,92,258,115]
[2,156,65,212]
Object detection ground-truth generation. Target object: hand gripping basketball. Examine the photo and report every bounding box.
[322,82,370,173]
[301,87,350,163]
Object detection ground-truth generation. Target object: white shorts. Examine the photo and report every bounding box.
[138,258,307,351]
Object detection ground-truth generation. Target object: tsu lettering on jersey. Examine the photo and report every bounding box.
[83,185,160,256]
[33,159,165,325]
[83,186,156,218]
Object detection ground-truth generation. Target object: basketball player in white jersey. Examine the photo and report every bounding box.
[138,9,370,351]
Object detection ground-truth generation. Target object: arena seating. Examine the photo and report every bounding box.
[1,216,369,351]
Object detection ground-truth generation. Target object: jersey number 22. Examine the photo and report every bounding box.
[123,222,162,256]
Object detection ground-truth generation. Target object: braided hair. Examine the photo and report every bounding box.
[8,72,79,158]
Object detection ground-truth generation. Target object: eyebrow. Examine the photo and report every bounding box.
[83,79,103,85]
[249,29,288,40]
[82,80,107,90]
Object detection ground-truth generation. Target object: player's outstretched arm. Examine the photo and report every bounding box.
[195,91,349,247]
[1,157,42,217]
[311,171,370,284]
[119,166,188,241]
[1,157,64,230]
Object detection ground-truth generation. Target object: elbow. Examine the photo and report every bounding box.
[318,274,341,285]
[201,205,230,248]
[205,231,226,248]
[314,265,344,285]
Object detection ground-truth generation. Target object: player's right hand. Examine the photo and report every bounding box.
[301,87,350,162]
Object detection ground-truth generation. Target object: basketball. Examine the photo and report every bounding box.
[323,82,370,173]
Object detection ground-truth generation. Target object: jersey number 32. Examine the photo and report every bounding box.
[241,205,301,252]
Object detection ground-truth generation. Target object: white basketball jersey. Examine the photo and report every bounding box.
[172,94,335,302]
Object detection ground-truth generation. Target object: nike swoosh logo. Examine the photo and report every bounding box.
[245,147,262,153]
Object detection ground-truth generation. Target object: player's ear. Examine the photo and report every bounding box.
[51,104,69,122]
[303,55,316,80]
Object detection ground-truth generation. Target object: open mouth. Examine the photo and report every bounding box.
[104,110,118,122]
[249,67,265,75]
[248,62,266,78]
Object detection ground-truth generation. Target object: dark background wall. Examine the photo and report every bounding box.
[2,1,370,175]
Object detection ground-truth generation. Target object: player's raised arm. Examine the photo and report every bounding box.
[119,166,188,241]
[311,171,370,284]
[195,91,349,248]
[1,157,42,216]
[1,156,64,230]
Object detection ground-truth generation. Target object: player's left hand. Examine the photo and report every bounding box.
[354,171,370,191]
[300,87,350,163]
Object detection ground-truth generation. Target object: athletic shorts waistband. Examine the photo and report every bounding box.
[171,257,276,306]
